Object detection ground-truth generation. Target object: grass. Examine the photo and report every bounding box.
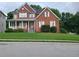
[0,32,79,42]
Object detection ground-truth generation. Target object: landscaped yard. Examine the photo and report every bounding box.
[0,33,79,42]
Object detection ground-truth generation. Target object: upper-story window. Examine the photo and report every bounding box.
[29,14,35,18]
[44,11,50,17]
[19,13,27,18]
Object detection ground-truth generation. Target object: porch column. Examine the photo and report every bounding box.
[9,21,10,28]
[28,21,29,32]
[15,21,17,29]
[34,21,35,32]
[22,21,23,28]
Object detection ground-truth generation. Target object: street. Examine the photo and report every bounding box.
[0,42,79,57]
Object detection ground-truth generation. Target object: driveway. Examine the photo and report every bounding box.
[0,42,79,57]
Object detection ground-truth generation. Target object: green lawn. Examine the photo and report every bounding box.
[0,32,79,42]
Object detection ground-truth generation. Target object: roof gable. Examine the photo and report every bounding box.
[24,3,36,13]
[14,3,36,14]
[36,7,60,20]
[19,6,31,13]
[0,11,6,16]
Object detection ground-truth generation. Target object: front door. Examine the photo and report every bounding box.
[29,21,34,32]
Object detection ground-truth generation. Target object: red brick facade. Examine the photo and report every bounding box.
[35,8,60,32]
[9,3,60,32]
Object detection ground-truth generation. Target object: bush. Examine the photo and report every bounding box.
[60,28,67,33]
[41,25,50,32]
[76,28,79,34]
[5,28,14,32]
[50,27,56,33]
[5,28,24,32]
[14,28,24,32]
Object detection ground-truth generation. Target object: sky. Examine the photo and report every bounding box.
[0,2,79,15]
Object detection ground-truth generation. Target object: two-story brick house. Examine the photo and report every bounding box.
[7,3,60,32]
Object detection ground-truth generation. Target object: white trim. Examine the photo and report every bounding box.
[36,7,60,20]
[7,19,35,21]
[23,6,31,13]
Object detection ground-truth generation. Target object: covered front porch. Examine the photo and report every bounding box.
[8,20,35,32]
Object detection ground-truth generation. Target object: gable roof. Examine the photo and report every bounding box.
[24,3,36,13]
[13,3,36,14]
[36,7,60,20]
[0,11,6,16]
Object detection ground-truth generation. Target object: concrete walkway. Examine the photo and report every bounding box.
[0,42,79,57]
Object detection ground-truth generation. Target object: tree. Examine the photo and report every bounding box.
[50,8,61,18]
[7,12,13,19]
[61,12,73,32]
[30,4,42,11]
[69,12,79,33]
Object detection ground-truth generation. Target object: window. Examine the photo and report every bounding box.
[19,13,27,18]
[44,11,50,17]
[50,21,56,27]
[29,14,35,18]
[39,21,45,28]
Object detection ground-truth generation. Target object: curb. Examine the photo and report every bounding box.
[0,39,79,43]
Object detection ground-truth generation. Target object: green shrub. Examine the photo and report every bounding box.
[50,27,56,33]
[41,25,50,32]
[14,28,24,32]
[5,28,24,32]
[5,28,14,32]
[60,28,67,33]
[76,28,79,34]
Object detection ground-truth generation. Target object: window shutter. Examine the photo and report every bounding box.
[50,21,53,27]
[48,12,50,17]
[53,21,56,26]
[44,12,47,17]
[42,21,45,25]
[39,21,41,28]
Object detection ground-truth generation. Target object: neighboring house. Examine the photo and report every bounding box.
[0,11,6,32]
[7,3,60,32]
